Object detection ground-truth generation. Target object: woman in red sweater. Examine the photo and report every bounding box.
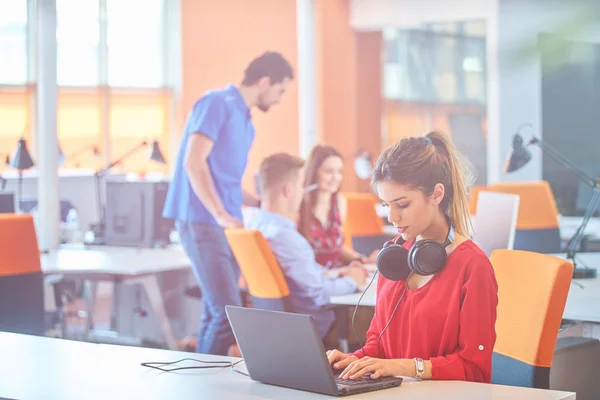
[327,131,498,383]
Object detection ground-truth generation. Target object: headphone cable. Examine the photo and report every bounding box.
[140,358,244,373]
[231,359,250,377]
[376,271,413,359]
[350,270,379,357]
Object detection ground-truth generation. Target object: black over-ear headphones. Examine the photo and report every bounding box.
[375,218,455,281]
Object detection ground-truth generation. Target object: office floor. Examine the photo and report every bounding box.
[49,294,112,340]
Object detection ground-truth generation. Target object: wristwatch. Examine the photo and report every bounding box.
[413,358,424,379]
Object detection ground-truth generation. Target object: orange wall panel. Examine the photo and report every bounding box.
[356,31,383,191]
[316,0,359,191]
[315,0,382,192]
[180,0,299,194]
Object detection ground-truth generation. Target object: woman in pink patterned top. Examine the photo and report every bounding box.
[298,145,378,269]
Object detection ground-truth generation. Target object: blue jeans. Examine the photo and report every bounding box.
[176,221,242,355]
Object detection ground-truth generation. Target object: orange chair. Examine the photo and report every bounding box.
[487,181,561,253]
[0,214,44,335]
[342,193,390,254]
[491,249,573,388]
[225,228,292,312]
[468,185,486,216]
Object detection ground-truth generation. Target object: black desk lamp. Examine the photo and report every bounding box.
[506,123,598,279]
[148,140,167,164]
[91,140,167,243]
[7,138,35,213]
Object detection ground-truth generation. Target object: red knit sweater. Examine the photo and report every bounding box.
[352,240,498,382]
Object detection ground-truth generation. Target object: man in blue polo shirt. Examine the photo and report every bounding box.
[163,52,294,355]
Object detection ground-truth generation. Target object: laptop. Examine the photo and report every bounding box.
[225,306,403,396]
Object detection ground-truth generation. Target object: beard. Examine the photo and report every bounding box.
[257,102,270,113]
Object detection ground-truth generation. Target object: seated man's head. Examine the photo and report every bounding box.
[258,153,305,217]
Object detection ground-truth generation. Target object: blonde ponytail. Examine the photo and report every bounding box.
[425,131,475,237]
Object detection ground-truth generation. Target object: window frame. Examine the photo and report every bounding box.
[0,0,30,86]
[0,0,178,172]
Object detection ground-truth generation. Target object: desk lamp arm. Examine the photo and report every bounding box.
[530,137,599,189]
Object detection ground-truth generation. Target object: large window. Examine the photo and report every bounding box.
[0,0,28,85]
[382,22,488,184]
[0,90,32,162]
[106,0,165,88]
[109,92,169,173]
[382,26,486,105]
[57,91,103,169]
[0,0,173,173]
[56,0,100,86]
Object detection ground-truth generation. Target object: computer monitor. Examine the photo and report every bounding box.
[103,181,173,247]
[0,193,16,214]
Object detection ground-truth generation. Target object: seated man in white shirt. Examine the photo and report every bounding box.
[246,153,367,338]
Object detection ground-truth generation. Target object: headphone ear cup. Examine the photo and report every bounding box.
[408,240,447,276]
[376,244,411,281]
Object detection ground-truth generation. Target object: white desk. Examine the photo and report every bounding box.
[41,244,191,349]
[559,216,600,241]
[0,332,575,400]
[556,253,600,339]
[41,244,191,278]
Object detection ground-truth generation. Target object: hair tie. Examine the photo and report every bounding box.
[422,136,432,144]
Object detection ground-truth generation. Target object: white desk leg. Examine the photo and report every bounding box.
[83,280,98,340]
[134,275,177,350]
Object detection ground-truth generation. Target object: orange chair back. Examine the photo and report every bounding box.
[342,193,384,237]
[469,185,486,216]
[485,181,561,253]
[490,249,573,388]
[0,213,44,335]
[0,214,41,277]
[225,229,290,300]
[487,181,559,230]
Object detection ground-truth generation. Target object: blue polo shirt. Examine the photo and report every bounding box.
[163,84,255,224]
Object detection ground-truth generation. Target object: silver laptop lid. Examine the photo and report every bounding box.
[225,306,339,396]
